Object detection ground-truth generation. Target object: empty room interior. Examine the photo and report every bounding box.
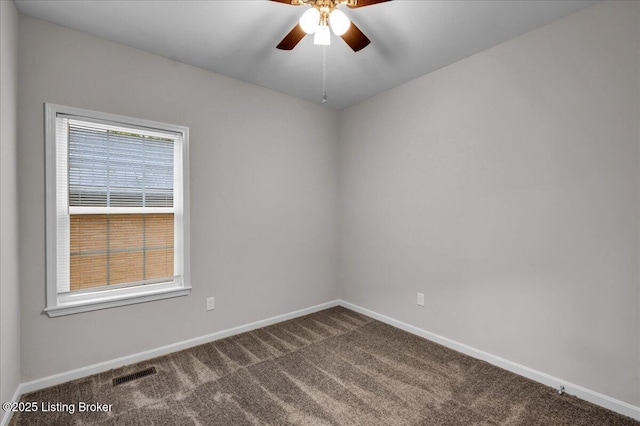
[1,0,639,424]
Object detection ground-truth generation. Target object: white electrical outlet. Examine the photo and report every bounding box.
[417,293,425,307]
[206,297,215,311]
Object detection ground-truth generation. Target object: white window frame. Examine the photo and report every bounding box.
[44,103,191,317]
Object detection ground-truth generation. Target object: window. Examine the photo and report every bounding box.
[45,104,190,317]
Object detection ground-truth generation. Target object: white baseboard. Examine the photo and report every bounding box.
[0,384,23,426]
[4,298,638,423]
[14,300,339,399]
[339,300,640,421]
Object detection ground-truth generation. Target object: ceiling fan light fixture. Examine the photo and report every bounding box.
[299,8,320,34]
[313,24,331,45]
[329,9,350,36]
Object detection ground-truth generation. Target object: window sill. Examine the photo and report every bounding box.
[44,284,191,317]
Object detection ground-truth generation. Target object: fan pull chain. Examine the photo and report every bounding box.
[322,45,328,104]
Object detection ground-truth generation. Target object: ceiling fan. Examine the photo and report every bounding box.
[271,0,392,52]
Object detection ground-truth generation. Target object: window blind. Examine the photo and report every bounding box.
[56,116,183,294]
[67,119,174,209]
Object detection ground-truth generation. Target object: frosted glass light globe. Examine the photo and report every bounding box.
[299,8,320,34]
[329,9,350,36]
[313,25,331,45]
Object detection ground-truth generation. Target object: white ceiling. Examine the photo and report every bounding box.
[15,0,597,110]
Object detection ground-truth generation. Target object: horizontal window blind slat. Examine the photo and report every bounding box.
[64,116,182,140]
[69,206,174,214]
[68,121,174,208]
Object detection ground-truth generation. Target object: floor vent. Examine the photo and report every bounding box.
[112,367,157,386]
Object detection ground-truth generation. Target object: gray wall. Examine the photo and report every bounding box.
[338,1,640,406]
[0,0,21,406]
[12,0,640,409]
[17,15,339,382]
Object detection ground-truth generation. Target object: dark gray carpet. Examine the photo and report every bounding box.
[10,307,638,425]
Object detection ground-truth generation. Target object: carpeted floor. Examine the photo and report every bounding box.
[10,306,638,425]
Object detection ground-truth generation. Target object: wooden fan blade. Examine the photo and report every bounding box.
[341,22,370,52]
[269,0,297,4]
[277,24,306,50]
[347,0,392,8]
